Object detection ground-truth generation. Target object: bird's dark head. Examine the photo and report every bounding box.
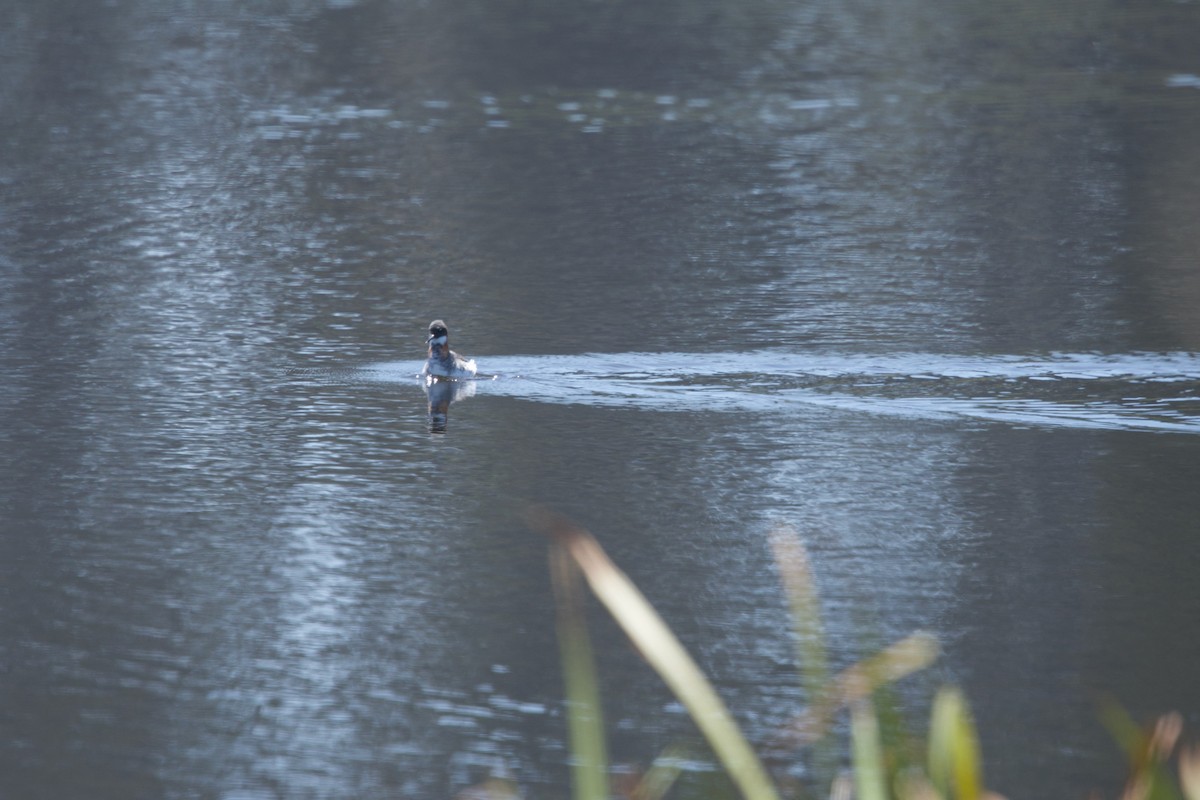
[426,320,449,346]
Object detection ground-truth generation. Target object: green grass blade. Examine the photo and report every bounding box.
[928,687,982,800]
[1098,697,1146,761]
[550,545,610,800]
[851,701,889,800]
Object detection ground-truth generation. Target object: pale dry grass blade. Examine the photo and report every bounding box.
[773,631,939,749]
[454,777,521,800]
[626,744,690,800]
[529,508,782,800]
[1179,743,1200,800]
[828,772,854,800]
[896,771,942,800]
[769,526,838,783]
[769,525,831,694]
[1101,701,1187,800]
[1150,712,1183,760]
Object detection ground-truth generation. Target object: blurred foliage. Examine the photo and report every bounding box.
[516,509,1197,800]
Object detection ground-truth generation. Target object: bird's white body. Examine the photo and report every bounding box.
[422,322,477,378]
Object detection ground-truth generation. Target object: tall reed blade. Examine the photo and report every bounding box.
[928,687,983,800]
[769,526,831,696]
[530,508,782,800]
[550,544,611,800]
[628,743,691,800]
[850,700,889,800]
[1099,700,1185,800]
[772,632,939,751]
[1179,744,1200,800]
[769,526,837,782]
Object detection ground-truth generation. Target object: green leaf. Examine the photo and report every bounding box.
[550,545,610,800]
[851,701,890,800]
[928,687,982,800]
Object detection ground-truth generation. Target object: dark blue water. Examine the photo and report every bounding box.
[4,2,1200,798]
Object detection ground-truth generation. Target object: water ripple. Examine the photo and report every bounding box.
[356,351,1200,434]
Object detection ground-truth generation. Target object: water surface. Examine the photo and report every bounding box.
[4,1,1200,798]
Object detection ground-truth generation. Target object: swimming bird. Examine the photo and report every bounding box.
[422,319,477,378]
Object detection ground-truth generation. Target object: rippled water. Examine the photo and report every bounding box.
[360,351,1200,432]
[4,2,1200,799]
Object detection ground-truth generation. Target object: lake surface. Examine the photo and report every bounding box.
[3,1,1200,797]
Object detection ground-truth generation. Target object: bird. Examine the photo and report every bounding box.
[422,319,477,378]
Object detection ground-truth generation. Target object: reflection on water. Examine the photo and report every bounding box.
[362,351,1200,434]
[424,375,478,433]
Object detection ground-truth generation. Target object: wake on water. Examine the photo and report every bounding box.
[340,351,1200,434]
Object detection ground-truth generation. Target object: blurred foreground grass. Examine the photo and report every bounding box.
[460,510,1200,800]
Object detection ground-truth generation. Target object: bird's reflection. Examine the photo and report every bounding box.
[423,375,476,433]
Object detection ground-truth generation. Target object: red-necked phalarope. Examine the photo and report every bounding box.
[422,319,477,378]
